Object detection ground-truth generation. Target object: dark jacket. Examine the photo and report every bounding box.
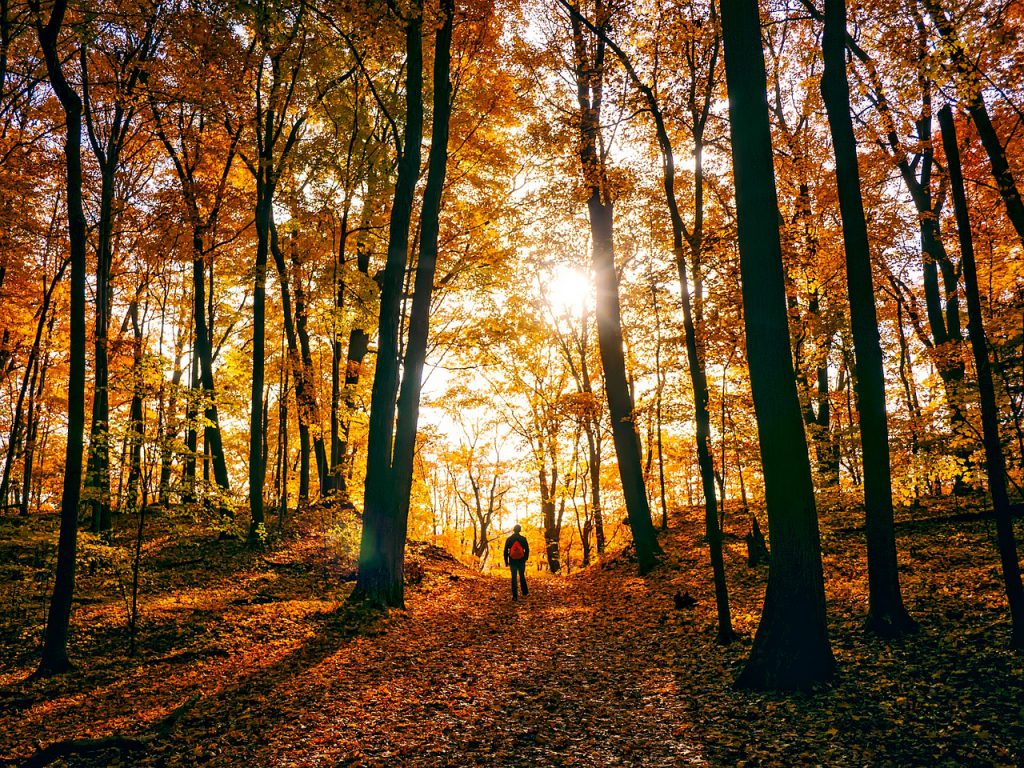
[503,533,529,566]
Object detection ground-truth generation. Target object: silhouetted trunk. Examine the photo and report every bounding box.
[586,423,604,554]
[268,220,315,501]
[721,0,834,690]
[354,4,426,607]
[822,0,915,637]
[182,327,199,500]
[386,0,455,597]
[939,105,1024,648]
[192,238,230,497]
[36,0,87,676]
[85,168,114,535]
[124,300,145,516]
[540,465,561,572]
[289,223,329,494]
[651,282,668,531]
[567,0,728,625]
[0,258,66,506]
[249,184,271,541]
[20,349,49,517]
[569,3,661,573]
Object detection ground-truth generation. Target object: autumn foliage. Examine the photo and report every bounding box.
[1,0,1023,763]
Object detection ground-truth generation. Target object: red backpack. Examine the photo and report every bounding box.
[509,540,526,561]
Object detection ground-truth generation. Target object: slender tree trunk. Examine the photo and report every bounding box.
[249,184,272,542]
[192,236,230,496]
[939,105,1024,648]
[268,220,315,502]
[35,0,88,676]
[125,300,145,516]
[567,5,660,572]
[721,0,834,690]
[540,465,561,572]
[85,168,114,535]
[652,282,668,530]
[822,0,915,636]
[289,223,329,494]
[20,350,48,517]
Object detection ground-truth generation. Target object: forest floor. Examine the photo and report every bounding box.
[1,495,1023,767]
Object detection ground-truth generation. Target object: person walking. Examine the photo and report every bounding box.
[503,524,530,601]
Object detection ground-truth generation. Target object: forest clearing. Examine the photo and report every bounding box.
[3,0,1024,764]
[2,495,1023,767]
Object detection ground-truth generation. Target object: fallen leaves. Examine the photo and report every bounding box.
[1,494,1023,766]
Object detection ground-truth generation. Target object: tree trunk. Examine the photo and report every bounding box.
[36,0,88,676]
[85,169,114,535]
[268,219,316,501]
[568,5,661,573]
[821,0,915,637]
[923,0,1024,247]
[248,185,271,542]
[289,222,329,494]
[540,466,561,573]
[191,236,230,497]
[721,0,835,690]
[354,5,426,607]
[124,300,145,516]
[939,105,1024,648]
[387,0,455,596]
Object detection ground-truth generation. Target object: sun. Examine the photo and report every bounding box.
[543,265,591,318]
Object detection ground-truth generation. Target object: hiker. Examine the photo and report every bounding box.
[503,524,530,600]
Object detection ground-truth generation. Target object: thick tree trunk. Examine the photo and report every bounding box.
[821,0,915,637]
[939,105,1024,648]
[36,0,88,676]
[354,7,425,607]
[387,0,455,596]
[721,0,834,690]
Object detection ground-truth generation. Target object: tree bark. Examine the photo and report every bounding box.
[568,2,661,574]
[821,0,915,637]
[34,0,88,676]
[721,0,834,690]
[939,105,1024,648]
[354,4,426,607]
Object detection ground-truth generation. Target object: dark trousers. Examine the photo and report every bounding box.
[510,560,528,599]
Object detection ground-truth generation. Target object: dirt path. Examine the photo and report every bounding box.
[211,568,707,767]
[6,509,1024,767]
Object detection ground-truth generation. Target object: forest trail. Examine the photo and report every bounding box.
[204,563,707,767]
[4,507,1024,767]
